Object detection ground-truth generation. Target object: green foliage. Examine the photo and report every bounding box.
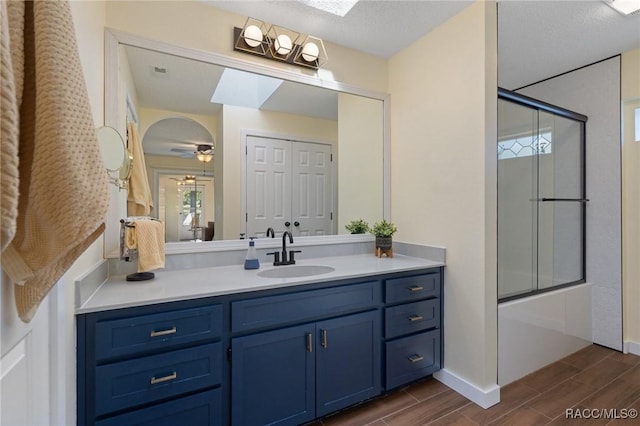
[370,219,397,238]
[345,219,369,234]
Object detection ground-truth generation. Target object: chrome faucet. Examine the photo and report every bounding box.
[266,227,275,238]
[267,231,301,266]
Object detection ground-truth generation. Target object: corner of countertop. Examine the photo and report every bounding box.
[393,241,446,264]
[74,260,109,310]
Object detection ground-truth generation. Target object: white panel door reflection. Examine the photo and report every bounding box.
[246,135,333,238]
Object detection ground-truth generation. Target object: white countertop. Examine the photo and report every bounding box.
[78,254,444,314]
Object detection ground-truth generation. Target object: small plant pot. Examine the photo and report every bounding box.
[375,236,393,251]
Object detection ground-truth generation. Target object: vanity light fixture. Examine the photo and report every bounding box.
[233,18,328,69]
[267,25,298,60]
[293,34,328,68]
[234,17,270,56]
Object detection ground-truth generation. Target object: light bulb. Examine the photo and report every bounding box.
[274,34,292,55]
[301,42,319,62]
[243,25,263,47]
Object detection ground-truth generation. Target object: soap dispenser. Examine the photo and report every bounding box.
[244,237,260,270]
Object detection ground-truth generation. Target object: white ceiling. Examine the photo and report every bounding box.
[131,1,640,156]
[206,0,473,58]
[498,0,640,89]
[209,0,640,88]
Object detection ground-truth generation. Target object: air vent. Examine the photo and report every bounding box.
[150,65,169,79]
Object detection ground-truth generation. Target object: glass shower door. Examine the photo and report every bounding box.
[498,90,587,301]
[537,111,585,289]
[498,99,538,299]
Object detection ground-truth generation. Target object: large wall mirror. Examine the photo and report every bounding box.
[104,29,390,256]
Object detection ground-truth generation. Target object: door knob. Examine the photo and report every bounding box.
[285,221,291,227]
[294,221,300,227]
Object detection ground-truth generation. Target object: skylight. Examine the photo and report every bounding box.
[210,68,283,109]
[605,0,640,16]
[298,0,359,17]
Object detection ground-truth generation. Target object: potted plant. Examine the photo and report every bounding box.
[345,219,369,234]
[370,219,397,253]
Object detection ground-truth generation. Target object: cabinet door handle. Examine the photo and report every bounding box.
[150,371,177,384]
[408,314,423,322]
[306,333,313,352]
[150,326,177,337]
[321,329,328,348]
[408,354,424,363]
[408,286,424,292]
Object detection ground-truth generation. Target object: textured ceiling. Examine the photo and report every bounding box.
[131,1,640,155]
[208,0,640,88]
[498,0,640,89]
[206,0,473,58]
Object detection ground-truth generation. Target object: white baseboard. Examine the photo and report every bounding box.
[433,369,500,409]
[623,340,640,356]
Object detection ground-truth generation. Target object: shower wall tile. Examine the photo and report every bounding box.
[592,285,623,350]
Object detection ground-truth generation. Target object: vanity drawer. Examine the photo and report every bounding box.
[95,304,222,361]
[232,281,380,332]
[95,388,222,426]
[95,342,222,416]
[385,329,441,390]
[385,299,440,339]
[385,272,440,304]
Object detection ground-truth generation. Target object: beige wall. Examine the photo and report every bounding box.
[337,93,384,233]
[105,1,387,93]
[389,0,498,393]
[622,48,640,347]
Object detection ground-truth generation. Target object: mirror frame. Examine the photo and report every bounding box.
[104,28,391,257]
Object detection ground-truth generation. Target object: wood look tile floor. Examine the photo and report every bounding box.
[310,345,640,426]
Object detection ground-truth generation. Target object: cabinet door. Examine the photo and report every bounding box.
[231,324,315,426]
[316,310,381,417]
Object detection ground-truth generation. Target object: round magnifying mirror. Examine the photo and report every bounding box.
[97,126,126,172]
[97,126,131,188]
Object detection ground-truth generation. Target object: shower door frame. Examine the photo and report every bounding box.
[497,88,589,303]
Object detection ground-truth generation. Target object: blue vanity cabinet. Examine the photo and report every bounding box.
[231,323,316,426]
[77,266,443,426]
[230,282,382,426]
[383,270,443,390]
[77,302,224,426]
[315,310,381,417]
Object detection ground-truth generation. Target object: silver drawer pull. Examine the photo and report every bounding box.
[408,314,423,322]
[307,333,313,352]
[408,286,424,292]
[150,326,177,337]
[408,354,424,363]
[150,372,177,385]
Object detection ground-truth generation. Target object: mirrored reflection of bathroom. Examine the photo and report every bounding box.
[118,44,385,243]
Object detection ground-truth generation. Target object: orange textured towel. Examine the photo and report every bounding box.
[126,220,165,272]
[1,1,109,322]
[126,122,153,216]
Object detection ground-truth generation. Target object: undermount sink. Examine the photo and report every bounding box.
[257,265,335,279]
